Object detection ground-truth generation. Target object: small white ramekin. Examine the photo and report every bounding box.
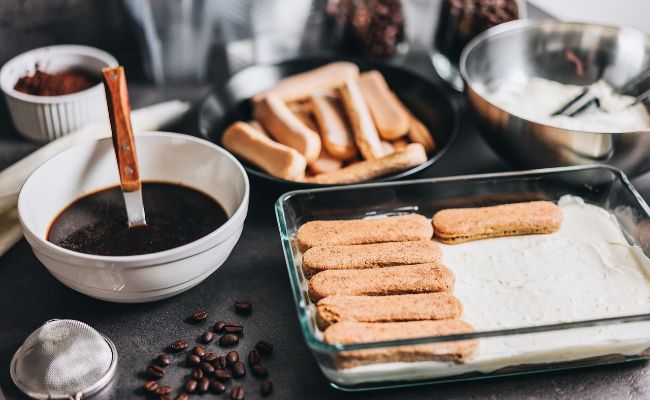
[17,132,250,302]
[0,45,118,142]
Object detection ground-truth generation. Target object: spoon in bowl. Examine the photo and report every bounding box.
[102,66,147,227]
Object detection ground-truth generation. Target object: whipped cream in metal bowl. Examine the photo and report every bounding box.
[324,196,650,385]
[487,78,650,132]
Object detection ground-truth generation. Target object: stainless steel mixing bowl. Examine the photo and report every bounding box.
[460,20,650,176]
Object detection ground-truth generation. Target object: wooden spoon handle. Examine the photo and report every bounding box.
[102,66,141,192]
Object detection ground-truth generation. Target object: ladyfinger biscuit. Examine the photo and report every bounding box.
[253,62,359,103]
[324,320,477,368]
[308,263,455,302]
[302,240,441,277]
[308,148,343,175]
[310,93,357,160]
[222,122,307,181]
[381,140,395,155]
[432,201,563,244]
[248,120,268,136]
[358,70,410,140]
[394,99,436,154]
[253,94,321,162]
[288,101,320,132]
[296,213,432,251]
[305,143,427,185]
[338,79,384,160]
[315,293,463,330]
[391,138,409,151]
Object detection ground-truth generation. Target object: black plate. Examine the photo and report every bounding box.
[198,57,459,189]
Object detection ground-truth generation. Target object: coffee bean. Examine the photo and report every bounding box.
[211,380,226,394]
[226,351,239,366]
[234,300,252,314]
[260,380,273,397]
[217,356,228,369]
[201,331,214,344]
[185,379,197,393]
[146,364,165,379]
[191,368,203,380]
[255,341,273,355]
[143,380,158,392]
[174,394,189,400]
[220,333,239,346]
[203,352,217,363]
[154,385,172,395]
[186,354,201,366]
[156,353,171,367]
[232,361,246,378]
[159,396,171,400]
[214,369,232,381]
[213,320,226,333]
[192,345,206,357]
[224,322,244,334]
[200,361,215,374]
[231,386,245,400]
[198,377,210,393]
[192,310,208,322]
[252,363,268,378]
[170,339,189,352]
[248,350,260,366]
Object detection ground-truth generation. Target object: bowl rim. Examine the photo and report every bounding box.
[459,19,650,135]
[0,44,119,103]
[198,56,461,188]
[17,131,250,266]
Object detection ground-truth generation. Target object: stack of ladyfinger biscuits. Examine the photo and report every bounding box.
[295,201,564,369]
[222,62,436,184]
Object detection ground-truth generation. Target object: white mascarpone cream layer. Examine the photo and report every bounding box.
[325,196,650,384]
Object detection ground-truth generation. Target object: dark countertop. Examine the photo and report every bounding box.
[1,3,650,396]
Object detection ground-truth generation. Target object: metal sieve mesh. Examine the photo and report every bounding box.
[10,319,117,400]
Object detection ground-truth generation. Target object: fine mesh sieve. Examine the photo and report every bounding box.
[10,319,117,400]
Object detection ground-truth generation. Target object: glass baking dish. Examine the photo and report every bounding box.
[275,165,650,391]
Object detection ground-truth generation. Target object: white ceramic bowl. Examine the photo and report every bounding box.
[17,132,249,302]
[0,45,118,142]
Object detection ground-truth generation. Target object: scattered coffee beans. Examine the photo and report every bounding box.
[192,345,206,357]
[143,380,158,392]
[255,341,273,355]
[200,361,215,374]
[234,299,252,314]
[198,377,210,393]
[203,352,217,363]
[214,369,232,381]
[185,379,197,393]
[248,350,260,366]
[252,363,269,378]
[191,368,203,380]
[232,361,246,378]
[154,385,172,395]
[155,353,171,367]
[213,320,226,333]
[201,331,214,344]
[226,351,239,365]
[146,364,165,379]
[170,339,189,352]
[224,322,244,334]
[186,354,201,366]
[260,380,273,397]
[220,333,239,346]
[211,380,227,394]
[192,310,208,322]
[217,355,228,369]
[231,386,245,400]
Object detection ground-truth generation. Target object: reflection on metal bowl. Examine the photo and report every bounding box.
[461,20,650,177]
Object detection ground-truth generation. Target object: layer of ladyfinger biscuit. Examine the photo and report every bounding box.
[302,240,441,277]
[308,263,454,302]
[315,293,462,330]
[324,320,477,368]
[296,213,432,251]
[432,201,563,244]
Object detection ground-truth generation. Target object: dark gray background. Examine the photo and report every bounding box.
[0,1,649,399]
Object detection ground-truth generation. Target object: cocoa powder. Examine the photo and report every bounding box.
[14,68,99,96]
